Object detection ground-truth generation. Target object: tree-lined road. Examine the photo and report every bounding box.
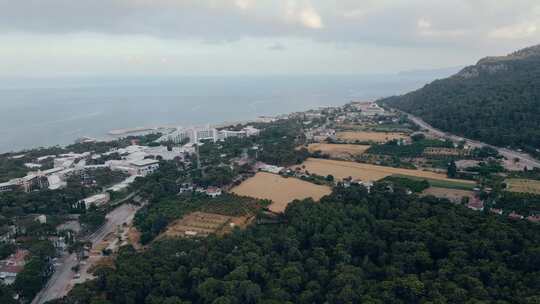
[31,203,141,304]
[402,111,540,169]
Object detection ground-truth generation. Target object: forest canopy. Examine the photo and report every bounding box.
[56,183,540,304]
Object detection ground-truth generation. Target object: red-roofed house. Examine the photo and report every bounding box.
[0,249,29,285]
[467,198,484,211]
[508,212,524,221]
[526,215,540,223]
[206,187,222,198]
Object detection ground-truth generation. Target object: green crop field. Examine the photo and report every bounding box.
[392,174,476,191]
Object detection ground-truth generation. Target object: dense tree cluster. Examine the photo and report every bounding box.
[257,119,309,166]
[494,192,540,217]
[67,168,128,189]
[0,283,17,304]
[57,184,540,304]
[79,205,107,233]
[0,243,16,260]
[383,55,540,156]
[14,240,55,302]
[0,187,88,218]
[381,176,430,193]
[192,166,236,188]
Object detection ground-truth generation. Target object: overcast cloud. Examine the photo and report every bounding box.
[1,0,539,76]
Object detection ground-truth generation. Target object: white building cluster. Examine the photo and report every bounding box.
[0,152,107,193]
[351,101,386,116]
[158,125,260,144]
[0,145,174,194]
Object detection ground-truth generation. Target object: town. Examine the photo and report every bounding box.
[1,100,540,303]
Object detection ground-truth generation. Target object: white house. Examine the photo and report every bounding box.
[78,193,111,209]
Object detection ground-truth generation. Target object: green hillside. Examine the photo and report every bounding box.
[382,45,540,157]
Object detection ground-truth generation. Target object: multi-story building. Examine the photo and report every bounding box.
[0,181,18,193]
[129,159,160,176]
[78,193,111,209]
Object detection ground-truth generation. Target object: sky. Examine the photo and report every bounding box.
[1,0,540,77]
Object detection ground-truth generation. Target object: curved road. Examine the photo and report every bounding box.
[402,111,540,169]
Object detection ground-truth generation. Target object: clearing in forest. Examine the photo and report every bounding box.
[230,172,331,213]
[506,179,540,195]
[296,158,476,186]
[336,131,408,143]
[307,143,370,158]
[163,211,236,238]
[421,187,475,203]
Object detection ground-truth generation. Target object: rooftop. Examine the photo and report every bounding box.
[130,159,160,167]
[82,193,110,203]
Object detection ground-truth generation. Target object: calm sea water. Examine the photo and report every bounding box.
[0,74,452,153]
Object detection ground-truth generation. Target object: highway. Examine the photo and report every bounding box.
[402,111,540,169]
[31,203,142,304]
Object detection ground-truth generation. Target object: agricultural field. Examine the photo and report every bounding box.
[230,172,332,213]
[307,143,370,158]
[336,131,409,143]
[296,158,476,187]
[423,147,471,157]
[506,178,540,195]
[162,211,236,238]
[422,187,476,203]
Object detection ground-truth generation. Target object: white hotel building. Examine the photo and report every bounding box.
[158,125,260,144]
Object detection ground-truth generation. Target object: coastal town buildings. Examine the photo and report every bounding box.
[305,127,336,142]
[0,143,175,195]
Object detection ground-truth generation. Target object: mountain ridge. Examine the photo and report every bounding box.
[381,44,540,158]
[454,44,540,79]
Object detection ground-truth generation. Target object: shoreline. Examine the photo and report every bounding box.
[0,116,282,155]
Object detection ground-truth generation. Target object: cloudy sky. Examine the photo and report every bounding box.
[1,0,539,77]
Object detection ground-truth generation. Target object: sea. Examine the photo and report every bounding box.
[0,72,457,153]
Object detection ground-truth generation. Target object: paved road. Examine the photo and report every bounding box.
[403,111,540,169]
[32,203,142,304]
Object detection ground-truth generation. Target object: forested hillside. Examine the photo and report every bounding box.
[55,184,540,304]
[382,45,540,156]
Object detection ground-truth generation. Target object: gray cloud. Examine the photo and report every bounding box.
[1,0,540,77]
[0,0,539,47]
